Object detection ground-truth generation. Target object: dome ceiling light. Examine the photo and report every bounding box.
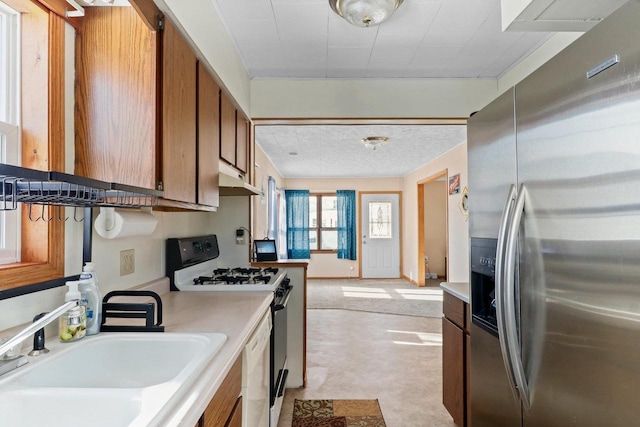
[329,0,404,28]
[361,136,389,150]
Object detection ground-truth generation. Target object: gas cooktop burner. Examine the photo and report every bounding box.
[193,267,280,286]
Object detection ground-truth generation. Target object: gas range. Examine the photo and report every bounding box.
[166,235,287,292]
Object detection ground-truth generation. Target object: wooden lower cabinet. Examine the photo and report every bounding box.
[198,355,242,427]
[442,292,470,426]
[226,396,242,427]
[443,317,465,425]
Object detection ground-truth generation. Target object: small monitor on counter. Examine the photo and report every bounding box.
[254,239,278,262]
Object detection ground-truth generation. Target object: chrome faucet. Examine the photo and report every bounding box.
[0,300,79,375]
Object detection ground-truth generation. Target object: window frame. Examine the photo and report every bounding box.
[0,2,20,265]
[309,193,338,253]
[0,0,66,293]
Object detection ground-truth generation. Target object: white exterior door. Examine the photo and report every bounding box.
[361,193,400,278]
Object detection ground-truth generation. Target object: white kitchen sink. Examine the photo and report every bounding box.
[0,332,227,426]
[0,388,142,426]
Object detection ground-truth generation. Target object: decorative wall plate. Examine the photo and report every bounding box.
[459,187,469,218]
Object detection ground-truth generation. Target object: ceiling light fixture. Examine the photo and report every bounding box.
[329,0,404,27]
[361,136,389,150]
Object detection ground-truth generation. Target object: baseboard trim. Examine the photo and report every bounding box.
[402,274,421,286]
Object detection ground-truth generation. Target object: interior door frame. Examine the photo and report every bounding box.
[358,191,403,279]
[417,169,449,286]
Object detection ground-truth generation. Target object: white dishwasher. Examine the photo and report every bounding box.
[242,309,272,427]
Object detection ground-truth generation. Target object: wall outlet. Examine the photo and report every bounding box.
[424,255,429,263]
[120,249,135,276]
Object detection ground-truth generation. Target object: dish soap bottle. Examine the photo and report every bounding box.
[79,262,102,335]
[59,280,86,342]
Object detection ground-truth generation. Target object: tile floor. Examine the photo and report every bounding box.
[277,308,457,427]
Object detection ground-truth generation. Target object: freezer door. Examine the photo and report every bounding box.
[470,324,521,427]
[467,89,517,239]
[515,1,640,426]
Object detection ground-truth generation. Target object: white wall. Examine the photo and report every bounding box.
[251,78,498,119]
[403,143,469,284]
[253,144,285,241]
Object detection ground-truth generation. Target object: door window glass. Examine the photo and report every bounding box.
[369,201,392,239]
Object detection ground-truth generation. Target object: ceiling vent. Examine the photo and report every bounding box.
[501,0,627,32]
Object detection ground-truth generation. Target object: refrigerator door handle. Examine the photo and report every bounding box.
[495,184,520,400]
[504,183,531,410]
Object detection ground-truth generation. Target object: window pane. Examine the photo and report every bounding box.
[321,230,337,250]
[369,201,392,239]
[309,196,317,227]
[309,229,318,250]
[321,196,337,227]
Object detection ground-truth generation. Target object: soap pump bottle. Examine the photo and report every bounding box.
[79,262,102,335]
[59,280,86,342]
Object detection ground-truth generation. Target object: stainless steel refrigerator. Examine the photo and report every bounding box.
[467,1,640,426]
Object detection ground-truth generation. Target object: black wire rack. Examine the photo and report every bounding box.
[0,164,162,211]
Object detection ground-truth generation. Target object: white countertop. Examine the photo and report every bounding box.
[0,277,274,427]
[440,282,470,303]
[151,281,273,426]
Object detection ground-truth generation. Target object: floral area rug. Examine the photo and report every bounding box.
[292,399,386,427]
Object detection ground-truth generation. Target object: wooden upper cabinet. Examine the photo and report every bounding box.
[235,112,248,173]
[220,91,236,165]
[161,18,197,204]
[197,63,220,207]
[75,7,157,190]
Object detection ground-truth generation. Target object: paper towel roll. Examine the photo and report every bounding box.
[94,208,158,239]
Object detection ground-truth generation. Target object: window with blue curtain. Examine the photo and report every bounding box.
[285,190,310,259]
[337,190,357,260]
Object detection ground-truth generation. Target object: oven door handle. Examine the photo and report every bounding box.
[273,289,292,311]
[277,369,289,397]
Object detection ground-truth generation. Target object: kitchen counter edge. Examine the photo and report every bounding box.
[139,278,274,427]
[440,282,470,303]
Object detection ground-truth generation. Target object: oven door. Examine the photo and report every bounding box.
[270,285,291,427]
[271,300,288,406]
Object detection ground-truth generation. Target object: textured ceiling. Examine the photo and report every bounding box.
[210,0,552,79]
[255,124,467,178]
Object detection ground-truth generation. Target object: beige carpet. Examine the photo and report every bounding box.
[292,399,386,427]
[307,279,443,318]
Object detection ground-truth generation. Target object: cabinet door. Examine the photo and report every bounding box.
[225,396,242,427]
[203,356,242,427]
[197,63,220,207]
[220,92,236,165]
[75,7,157,189]
[235,113,248,173]
[162,18,197,203]
[443,316,465,426]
